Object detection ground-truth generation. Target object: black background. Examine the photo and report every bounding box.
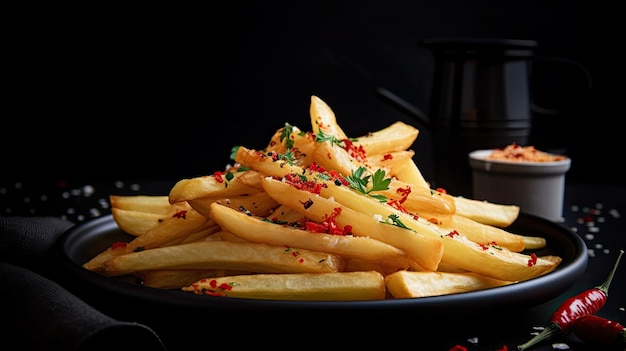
[4,1,621,187]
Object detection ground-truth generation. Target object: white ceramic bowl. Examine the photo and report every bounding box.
[468,149,571,222]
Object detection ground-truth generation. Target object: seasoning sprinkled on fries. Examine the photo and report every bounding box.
[82,95,561,301]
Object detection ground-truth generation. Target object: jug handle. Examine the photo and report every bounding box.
[530,57,593,115]
[376,87,431,127]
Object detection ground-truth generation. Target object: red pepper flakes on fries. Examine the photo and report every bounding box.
[82,95,563,301]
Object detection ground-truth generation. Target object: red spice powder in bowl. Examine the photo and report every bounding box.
[468,144,571,222]
[487,143,568,163]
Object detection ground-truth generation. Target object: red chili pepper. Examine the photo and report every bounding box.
[572,314,625,349]
[517,249,623,350]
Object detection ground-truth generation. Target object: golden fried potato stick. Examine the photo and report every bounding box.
[209,202,416,271]
[169,225,222,245]
[110,195,173,214]
[212,230,250,243]
[169,171,261,204]
[342,258,389,275]
[187,191,279,218]
[182,271,386,301]
[312,135,373,177]
[352,121,419,155]
[438,214,526,252]
[233,169,266,190]
[310,98,381,176]
[110,208,165,236]
[310,95,348,140]
[266,204,305,222]
[343,258,425,276]
[452,195,520,228]
[261,176,443,271]
[522,235,548,250]
[83,205,212,274]
[407,221,561,281]
[101,241,346,277]
[452,196,547,250]
[110,195,192,236]
[371,178,456,220]
[365,150,415,178]
[137,269,250,290]
[119,206,212,251]
[393,157,431,193]
[235,146,305,178]
[385,270,514,298]
[310,99,421,181]
[435,260,470,273]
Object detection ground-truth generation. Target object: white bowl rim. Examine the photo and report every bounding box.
[468,149,571,167]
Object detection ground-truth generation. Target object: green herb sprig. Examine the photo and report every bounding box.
[386,214,410,229]
[346,166,391,202]
[314,130,358,147]
[280,122,295,150]
[314,130,343,147]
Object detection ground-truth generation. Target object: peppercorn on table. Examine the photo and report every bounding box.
[1,180,624,351]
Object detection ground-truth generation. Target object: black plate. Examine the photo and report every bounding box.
[54,213,587,314]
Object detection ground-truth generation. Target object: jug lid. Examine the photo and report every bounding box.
[420,37,537,57]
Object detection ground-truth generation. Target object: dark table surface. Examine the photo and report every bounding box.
[1,179,624,351]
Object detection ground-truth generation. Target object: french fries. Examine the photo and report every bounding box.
[109,195,172,214]
[352,121,419,155]
[83,94,562,301]
[109,195,191,236]
[183,271,386,301]
[452,195,520,228]
[137,269,249,289]
[110,208,166,236]
[385,270,514,298]
[209,202,414,267]
[310,95,348,140]
[292,170,558,281]
[187,191,279,218]
[102,241,346,277]
[169,172,261,204]
[438,214,526,252]
[83,203,213,274]
[259,176,443,271]
[393,157,431,192]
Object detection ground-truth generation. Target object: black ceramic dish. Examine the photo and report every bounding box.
[55,213,587,314]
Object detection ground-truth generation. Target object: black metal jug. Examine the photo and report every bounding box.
[422,38,539,196]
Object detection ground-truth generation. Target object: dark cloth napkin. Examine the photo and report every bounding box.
[0,216,166,351]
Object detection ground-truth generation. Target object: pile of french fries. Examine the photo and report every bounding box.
[83,95,562,301]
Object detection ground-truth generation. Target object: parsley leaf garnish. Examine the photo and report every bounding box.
[314,130,343,147]
[386,214,410,229]
[314,130,358,147]
[280,122,295,150]
[346,166,391,202]
[230,145,240,160]
[278,150,296,163]
[274,122,303,165]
